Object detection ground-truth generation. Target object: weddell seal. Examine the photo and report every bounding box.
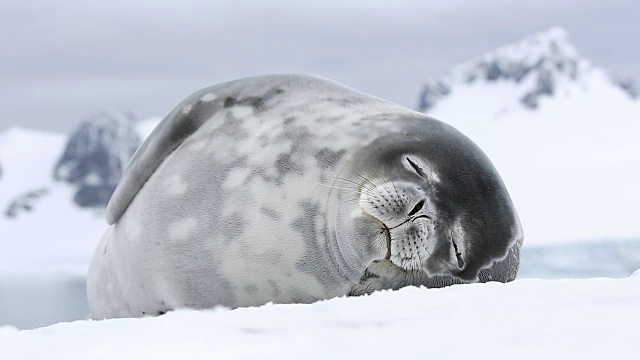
[87,74,523,319]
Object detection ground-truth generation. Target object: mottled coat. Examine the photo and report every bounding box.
[88,74,523,319]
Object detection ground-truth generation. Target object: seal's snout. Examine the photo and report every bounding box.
[357,176,438,272]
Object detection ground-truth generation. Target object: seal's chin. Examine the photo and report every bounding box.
[421,256,456,277]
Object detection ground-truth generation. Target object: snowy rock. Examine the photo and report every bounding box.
[417,80,450,113]
[4,188,50,218]
[612,75,638,99]
[53,111,141,207]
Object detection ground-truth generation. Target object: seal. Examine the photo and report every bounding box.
[87,74,523,319]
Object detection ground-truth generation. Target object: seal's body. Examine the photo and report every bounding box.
[88,74,523,319]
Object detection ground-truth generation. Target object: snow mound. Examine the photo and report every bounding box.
[0,326,17,335]
[2,276,639,359]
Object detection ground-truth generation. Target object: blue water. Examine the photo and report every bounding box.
[518,239,640,279]
[0,274,88,330]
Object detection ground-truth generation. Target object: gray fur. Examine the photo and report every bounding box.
[89,74,523,320]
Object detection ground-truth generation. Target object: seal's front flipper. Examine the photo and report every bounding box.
[349,259,408,296]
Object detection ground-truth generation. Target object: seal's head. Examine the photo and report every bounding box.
[338,116,522,283]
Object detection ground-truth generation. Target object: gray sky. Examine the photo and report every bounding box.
[1,0,638,132]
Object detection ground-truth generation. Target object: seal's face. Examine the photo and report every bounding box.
[348,123,521,283]
[358,156,463,275]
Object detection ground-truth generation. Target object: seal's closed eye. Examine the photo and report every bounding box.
[406,157,427,178]
[452,240,465,269]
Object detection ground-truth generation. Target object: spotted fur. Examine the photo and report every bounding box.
[88,74,523,320]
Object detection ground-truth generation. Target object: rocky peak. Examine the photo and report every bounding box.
[459,27,581,83]
[418,27,592,111]
[54,111,141,207]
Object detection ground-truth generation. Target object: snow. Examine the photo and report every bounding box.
[1,275,639,359]
[0,185,106,274]
[0,126,66,204]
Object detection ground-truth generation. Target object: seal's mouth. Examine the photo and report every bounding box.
[378,214,433,264]
[380,223,392,260]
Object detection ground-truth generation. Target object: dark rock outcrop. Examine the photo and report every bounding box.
[5,188,50,218]
[54,111,141,207]
[612,76,639,99]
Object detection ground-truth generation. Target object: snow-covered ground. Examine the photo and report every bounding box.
[2,274,639,359]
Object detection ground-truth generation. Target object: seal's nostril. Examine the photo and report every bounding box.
[408,199,425,216]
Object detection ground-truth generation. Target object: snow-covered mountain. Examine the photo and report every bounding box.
[418,26,640,246]
[0,115,159,273]
[418,27,637,112]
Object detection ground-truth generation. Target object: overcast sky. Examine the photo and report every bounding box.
[1,0,638,132]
